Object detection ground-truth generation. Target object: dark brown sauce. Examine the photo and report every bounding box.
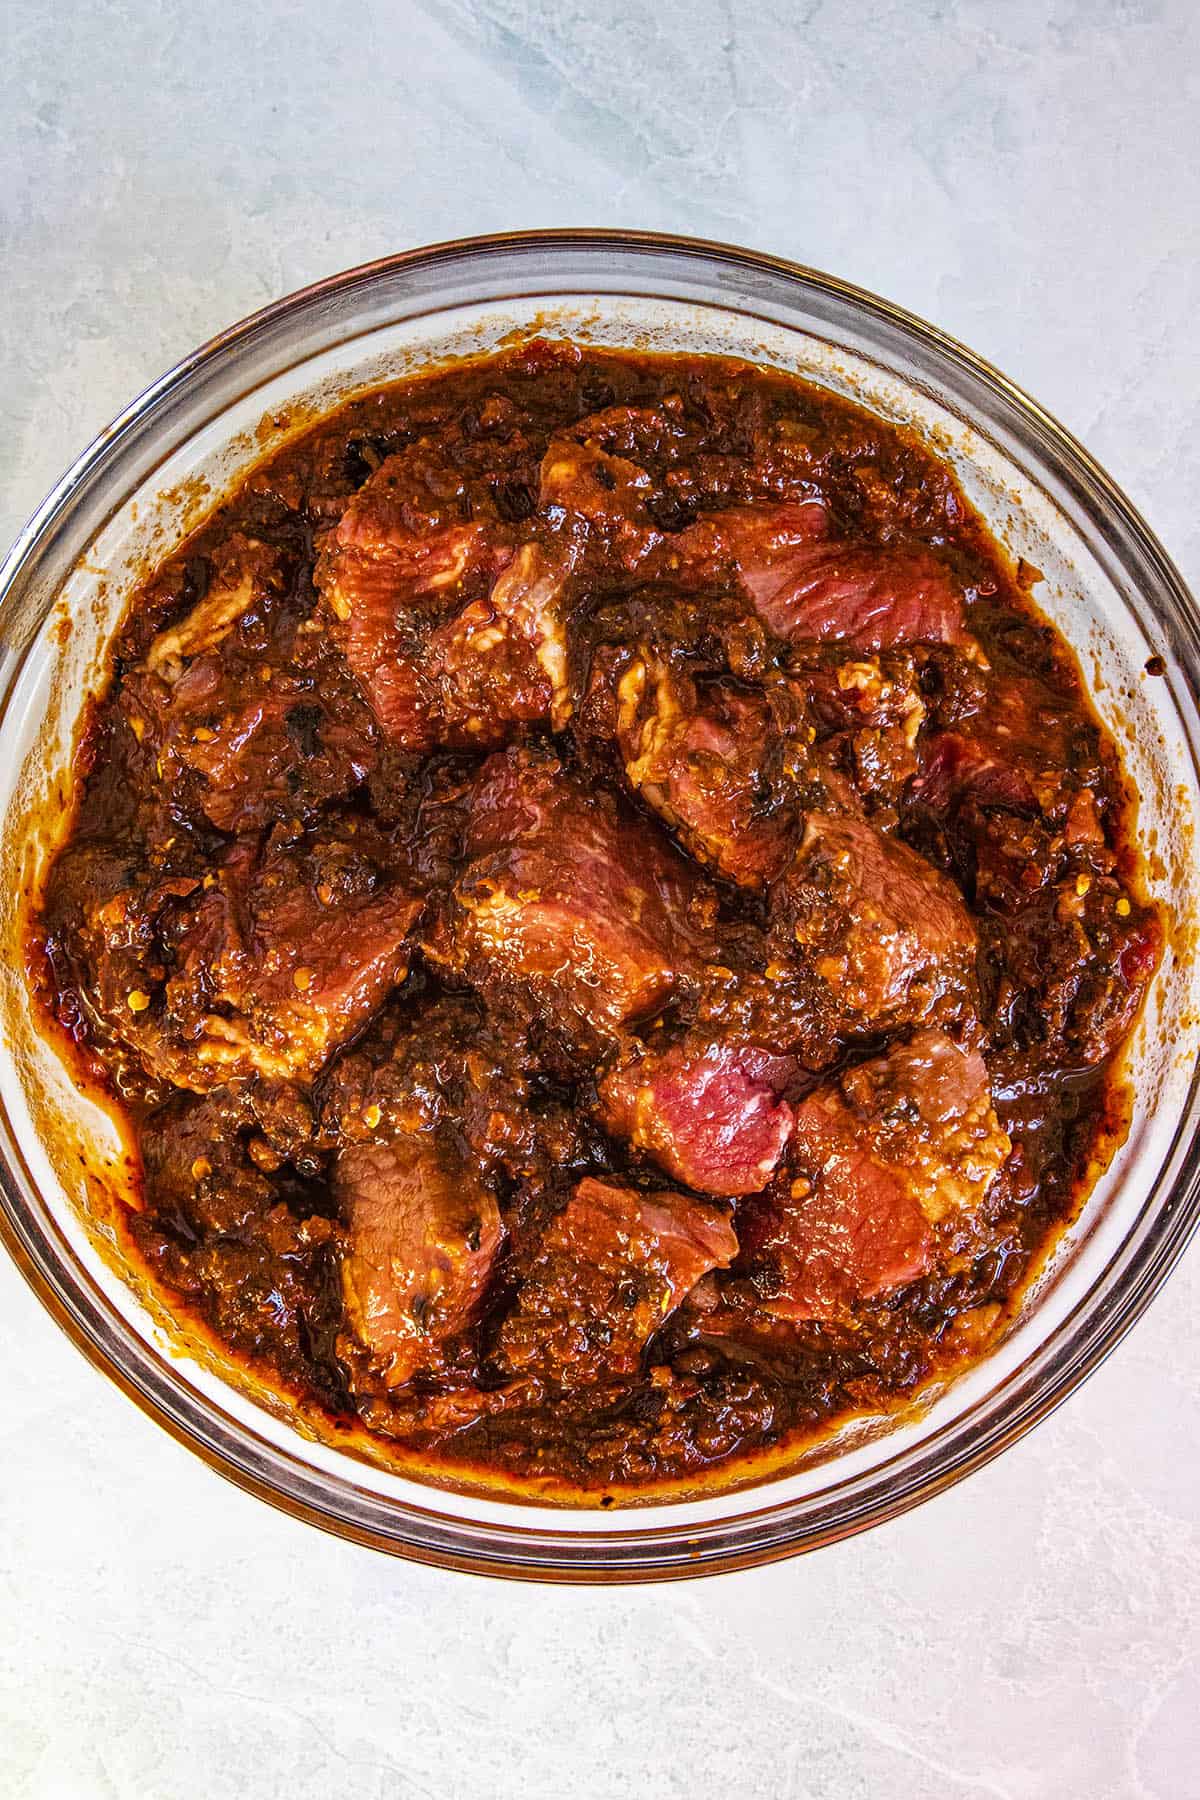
[30,341,1160,1498]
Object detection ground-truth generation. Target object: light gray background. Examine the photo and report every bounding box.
[3,3,1199,1796]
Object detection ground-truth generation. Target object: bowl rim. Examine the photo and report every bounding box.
[2,226,1199,1582]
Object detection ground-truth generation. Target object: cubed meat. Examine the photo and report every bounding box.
[912,672,1097,822]
[987,879,1162,1069]
[321,517,500,747]
[162,827,422,1088]
[640,500,971,651]
[540,407,840,566]
[131,1091,338,1380]
[748,1155,932,1323]
[772,812,977,1031]
[426,541,575,735]
[833,1030,1013,1223]
[786,648,927,811]
[741,540,970,651]
[747,1029,1010,1320]
[914,729,1036,816]
[183,686,376,835]
[121,536,379,833]
[123,645,378,835]
[598,1036,797,1197]
[539,404,688,570]
[140,533,286,679]
[440,748,712,1040]
[495,1176,737,1387]
[43,841,198,1083]
[337,1131,502,1389]
[690,956,843,1071]
[316,452,572,748]
[614,657,798,886]
[54,824,420,1097]
[139,1090,272,1237]
[320,991,588,1192]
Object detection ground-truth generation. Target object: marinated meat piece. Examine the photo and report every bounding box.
[539,394,855,544]
[578,579,776,703]
[912,672,1094,822]
[160,827,421,1088]
[118,533,379,833]
[985,880,1162,1070]
[599,1036,797,1197]
[788,650,927,811]
[321,516,502,746]
[42,839,196,1079]
[833,1030,1012,1224]
[654,500,831,592]
[139,1089,271,1237]
[539,404,688,569]
[130,1087,341,1387]
[141,533,286,678]
[773,812,977,1031]
[748,1156,932,1323]
[496,1176,737,1387]
[440,748,712,1040]
[691,955,842,1070]
[742,540,970,651]
[646,501,970,651]
[317,451,572,748]
[426,540,575,735]
[914,728,1036,816]
[187,689,374,835]
[122,640,378,835]
[322,992,587,1192]
[325,992,499,1142]
[613,657,804,887]
[790,646,926,737]
[337,1131,502,1389]
[748,1030,1010,1320]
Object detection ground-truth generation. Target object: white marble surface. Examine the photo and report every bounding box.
[2,3,1199,1795]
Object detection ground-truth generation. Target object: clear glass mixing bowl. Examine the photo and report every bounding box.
[0,231,1197,1581]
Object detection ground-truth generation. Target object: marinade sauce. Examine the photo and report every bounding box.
[32,342,1160,1497]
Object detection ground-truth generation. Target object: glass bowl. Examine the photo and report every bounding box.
[0,230,1197,1582]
